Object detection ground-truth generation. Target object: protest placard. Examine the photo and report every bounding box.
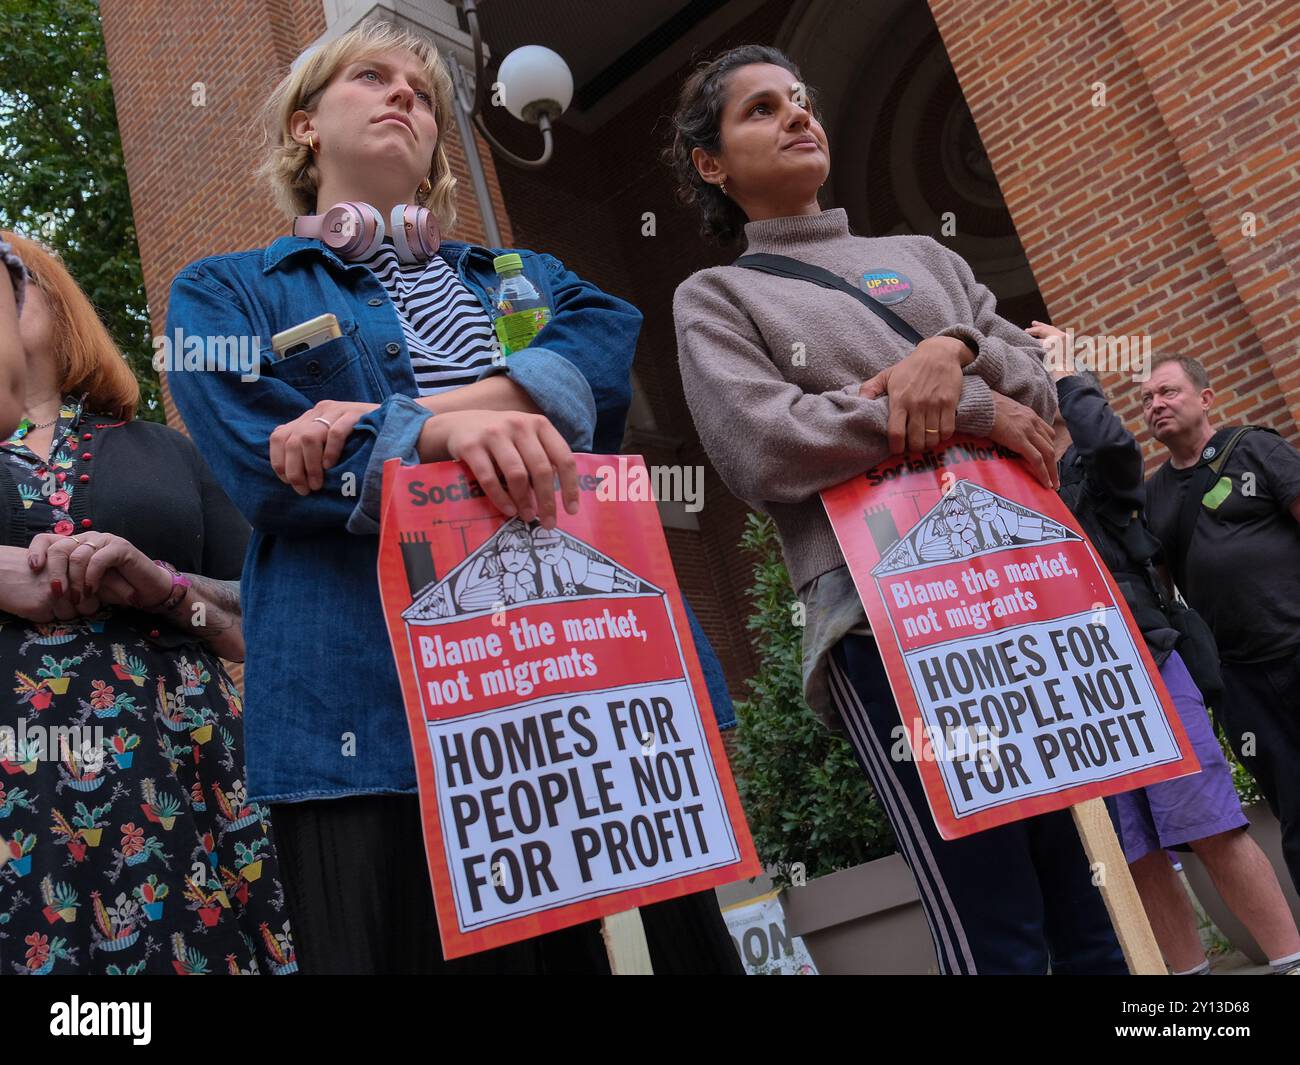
[822,435,1199,841]
[377,454,759,959]
[721,889,818,976]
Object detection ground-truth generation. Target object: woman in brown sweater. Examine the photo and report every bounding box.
[668,45,1127,974]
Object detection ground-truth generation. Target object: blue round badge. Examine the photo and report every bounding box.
[860,270,913,305]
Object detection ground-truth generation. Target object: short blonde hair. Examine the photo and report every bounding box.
[256,18,458,229]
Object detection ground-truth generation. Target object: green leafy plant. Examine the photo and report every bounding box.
[133,874,169,904]
[234,838,269,869]
[0,0,161,419]
[182,703,216,730]
[730,514,896,889]
[157,736,192,766]
[105,728,140,755]
[36,654,83,679]
[153,793,183,819]
[41,875,78,910]
[0,782,33,811]
[140,778,182,819]
[70,800,111,831]
[1214,726,1262,808]
[6,828,37,858]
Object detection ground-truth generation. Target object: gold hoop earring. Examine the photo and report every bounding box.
[418,176,433,197]
[307,133,317,153]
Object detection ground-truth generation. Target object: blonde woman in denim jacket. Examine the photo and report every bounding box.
[168,20,741,974]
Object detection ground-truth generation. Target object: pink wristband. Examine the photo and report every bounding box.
[151,560,191,611]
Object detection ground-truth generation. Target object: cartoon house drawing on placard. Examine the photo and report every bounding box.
[871,480,1080,576]
[403,518,661,621]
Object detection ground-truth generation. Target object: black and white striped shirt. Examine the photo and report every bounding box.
[360,242,498,395]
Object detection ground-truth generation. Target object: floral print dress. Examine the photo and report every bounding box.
[0,399,296,974]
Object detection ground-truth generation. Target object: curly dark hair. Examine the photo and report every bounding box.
[665,45,816,245]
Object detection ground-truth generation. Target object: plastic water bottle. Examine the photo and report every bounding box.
[492,253,552,356]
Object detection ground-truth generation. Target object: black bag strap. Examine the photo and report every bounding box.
[1094,504,1173,610]
[1166,424,1273,588]
[734,253,926,346]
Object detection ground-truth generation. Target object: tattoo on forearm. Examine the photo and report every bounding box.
[177,575,241,632]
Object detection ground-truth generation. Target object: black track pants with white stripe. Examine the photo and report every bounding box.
[828,633,1128,975]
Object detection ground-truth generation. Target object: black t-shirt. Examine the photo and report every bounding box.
[1146,429,1300,663]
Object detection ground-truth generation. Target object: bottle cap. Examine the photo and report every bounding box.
[493,253,524,274]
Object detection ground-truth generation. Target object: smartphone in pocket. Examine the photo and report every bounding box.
[271,313,342,360]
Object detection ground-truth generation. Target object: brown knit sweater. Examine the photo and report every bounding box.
[673,208,1057,592]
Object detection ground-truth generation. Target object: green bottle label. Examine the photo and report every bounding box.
[494,306,552,356]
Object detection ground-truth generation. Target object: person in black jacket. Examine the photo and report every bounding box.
[1030,320,1300,976]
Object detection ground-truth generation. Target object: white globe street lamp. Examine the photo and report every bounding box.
[497,45,573,125]
[449,0,575,170]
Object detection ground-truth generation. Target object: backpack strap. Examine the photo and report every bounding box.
[734,253,925,346]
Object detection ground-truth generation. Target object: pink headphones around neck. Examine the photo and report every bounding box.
[292,201,440,263]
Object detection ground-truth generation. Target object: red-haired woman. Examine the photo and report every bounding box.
[0,239,26,437]
[0,232,293,975]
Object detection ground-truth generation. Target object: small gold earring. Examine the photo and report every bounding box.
[307,133,317,153]
[720,181,728,196]
[418,176,433,197]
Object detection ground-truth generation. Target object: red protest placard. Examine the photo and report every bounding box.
[821,435,1199,841]
[377,454,759,959]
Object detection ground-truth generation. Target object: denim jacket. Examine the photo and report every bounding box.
[166,236,731,803]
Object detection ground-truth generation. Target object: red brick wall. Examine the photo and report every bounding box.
[927,0,1299,459]
[1113,0,1300,428]
[99,0,322,427]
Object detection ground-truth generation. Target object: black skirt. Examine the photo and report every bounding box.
[271,793,743,975]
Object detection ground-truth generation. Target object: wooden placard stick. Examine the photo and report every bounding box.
[601,908,653,975]
[1071,798,1165,975]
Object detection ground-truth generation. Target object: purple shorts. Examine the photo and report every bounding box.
[1111,650,1248,863]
